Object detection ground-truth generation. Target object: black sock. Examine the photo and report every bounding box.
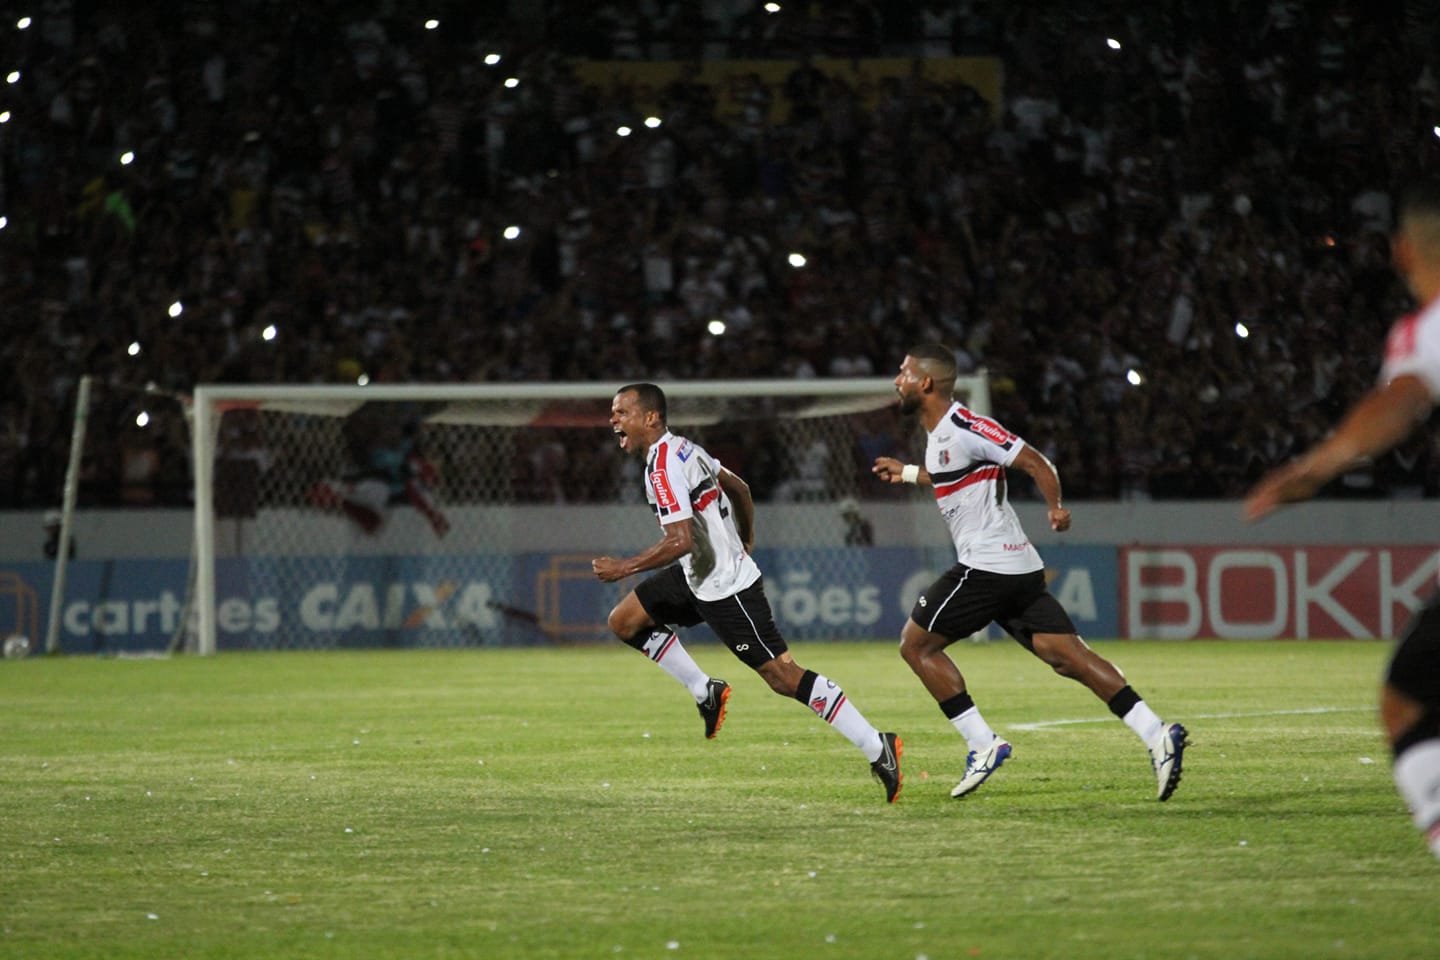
[939,691,976,719]
[793,669,819,705]
[1107,685,1141,719]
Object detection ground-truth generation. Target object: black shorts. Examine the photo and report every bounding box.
[635,565,790,670]
[910,564,1077,650]
[1388,588,1440,708]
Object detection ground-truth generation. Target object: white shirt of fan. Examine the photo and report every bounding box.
[644,430,761,601]
[924,401,1046,575]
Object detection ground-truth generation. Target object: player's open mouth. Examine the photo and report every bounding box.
[614,428,628,451]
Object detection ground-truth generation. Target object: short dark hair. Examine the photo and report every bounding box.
[618,382,667,422]
[908,343,957,380]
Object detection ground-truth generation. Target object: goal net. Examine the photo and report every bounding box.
[189,376,989,655]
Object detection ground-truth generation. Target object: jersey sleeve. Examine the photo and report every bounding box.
[648,441,694,525]
[952,406,1026,466]
[1381,303,1440,401]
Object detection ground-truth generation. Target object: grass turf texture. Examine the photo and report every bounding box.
[0,640,1430,959]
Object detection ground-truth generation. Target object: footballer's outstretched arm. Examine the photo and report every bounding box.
[592,519,694,582]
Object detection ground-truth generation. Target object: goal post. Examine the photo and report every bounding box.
[189,375,990,655]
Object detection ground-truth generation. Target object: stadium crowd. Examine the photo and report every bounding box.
[4,0,1440,508]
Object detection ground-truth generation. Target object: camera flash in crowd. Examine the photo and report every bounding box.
[764,2,781,13]
[262,324,278,341]
[707,319,726,336]
[503,77,519,89]
[1235,323,1250,339]
[503,225,521,240]
[169,300,184,317]
[1107,38,1121,50]
[1126,368,1144,386]
[120,151,135,165]
[135,411,150,428]
[788,252,807,267]
[616,125,632,137]
[484,53,501,65]
[16,16,30,29]
[644,116,662,128]
[0,111,11,123]
[424,19,439,30]
[7,70,21,84]
[128,341,142,356]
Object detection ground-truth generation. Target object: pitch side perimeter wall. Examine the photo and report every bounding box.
[0,501,1434,653]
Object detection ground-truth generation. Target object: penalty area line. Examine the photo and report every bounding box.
[1009,706,1372,732]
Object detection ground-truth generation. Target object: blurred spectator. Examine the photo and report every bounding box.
[4,2,1440,510]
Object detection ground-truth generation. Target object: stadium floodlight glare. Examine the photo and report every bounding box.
[644,116,662,128]
[616,125,632,137]
[503,77,519,89]
[120,151,135,165]
[168,300,184,317]
[484,53,501,65]
[707,319,726,336]
[1126,368,1144,386]
[136,411,151,428]
[262,324,278,341]
[502,225,521,240]
[788,252,807,267]
[1107,37,1122,50]
[424,19,439,30]
[128,341,142,356]
[1235,322,1250,338]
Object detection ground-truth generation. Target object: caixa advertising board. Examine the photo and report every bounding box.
[0,546,1121,653]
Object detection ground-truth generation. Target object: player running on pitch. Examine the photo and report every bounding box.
[593,382,904,802]
[873,343,1188,801]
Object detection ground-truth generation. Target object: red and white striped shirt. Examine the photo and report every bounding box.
[645,431,760,601]
[925,402,1044,574]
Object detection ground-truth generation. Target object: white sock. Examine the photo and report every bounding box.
[805,673,884,762]
[638,630,710,700]
[1122,701,1165,745]
[1393,739,1440,858]
[950,706,998,751]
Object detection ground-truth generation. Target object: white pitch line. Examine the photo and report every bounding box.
[1009,706,1372,732]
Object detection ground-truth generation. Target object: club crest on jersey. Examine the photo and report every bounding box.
[939,449,951,466]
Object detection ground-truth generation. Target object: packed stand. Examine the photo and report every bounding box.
[3,0,1440,509]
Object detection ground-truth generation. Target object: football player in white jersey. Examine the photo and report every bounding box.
[874,344,1188,801]
[1247,179,1440,859]
[592,383,904,802]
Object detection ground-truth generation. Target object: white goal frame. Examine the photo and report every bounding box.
[190,375,990,655]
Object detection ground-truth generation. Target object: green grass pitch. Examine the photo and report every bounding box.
[0,640,1431,959]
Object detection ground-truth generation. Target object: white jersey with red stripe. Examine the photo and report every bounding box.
[1381,294,1440,399]
[645,430,761,601]
[925,401,1045,574]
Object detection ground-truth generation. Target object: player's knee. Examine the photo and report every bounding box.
[1032,633,1080,677]
[606,603,647,641]
[898,621,940,664]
